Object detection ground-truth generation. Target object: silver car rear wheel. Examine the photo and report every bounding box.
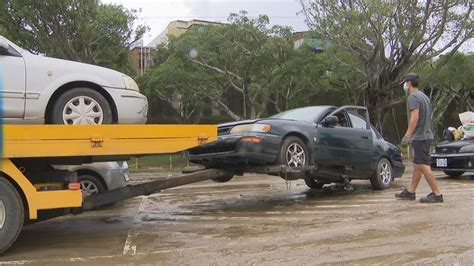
[78,175,105,197]
[80,180,100,196]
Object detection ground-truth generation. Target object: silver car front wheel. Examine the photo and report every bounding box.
[63,96,104,125]
[51,87,113,125]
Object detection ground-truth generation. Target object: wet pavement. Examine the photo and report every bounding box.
[1,163,473,265]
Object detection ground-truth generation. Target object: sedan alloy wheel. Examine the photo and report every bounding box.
[79,180,101,197]
[286,143,306,167]
[379,161,392,185]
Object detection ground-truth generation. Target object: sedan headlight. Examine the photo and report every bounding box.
[123,75,140,91]
[230,124,271,134]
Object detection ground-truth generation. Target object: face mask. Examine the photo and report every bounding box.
[403,82,409,95]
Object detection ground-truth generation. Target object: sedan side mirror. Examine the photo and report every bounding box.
[322,115,339,128]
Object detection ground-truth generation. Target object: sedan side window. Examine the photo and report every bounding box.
[348,113,368,130]
[371,126,383,139]
[335,112,350,127]
[0,45,22,57]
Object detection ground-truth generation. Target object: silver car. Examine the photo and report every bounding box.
[54,162,130,197]
[1,36,148,196]
[0,35,148,125]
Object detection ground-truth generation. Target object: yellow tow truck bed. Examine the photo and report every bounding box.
[3,124,216,158]
[0,124,220,254]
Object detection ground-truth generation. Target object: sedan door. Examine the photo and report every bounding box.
[315,111,357,170]
[0,36,26,118]
[347,113,374,176]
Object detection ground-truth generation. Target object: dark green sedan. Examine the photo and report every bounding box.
[187,105,405,190]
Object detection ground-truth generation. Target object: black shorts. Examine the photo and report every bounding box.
[412,139,433,165]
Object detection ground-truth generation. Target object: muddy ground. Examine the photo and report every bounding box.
[1,163,473,265]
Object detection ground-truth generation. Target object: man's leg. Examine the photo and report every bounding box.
[408,163,423,193]
[418,164,442,196]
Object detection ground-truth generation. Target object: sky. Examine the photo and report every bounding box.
[104,0,308,45]
[104,0,472,52]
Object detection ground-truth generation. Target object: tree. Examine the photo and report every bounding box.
[137,46,212,122]
[268,43,330,112]
[300,0,473,131]
[140,11,331,121]
[0,0,147,74]
[417,52,474,135]
[172,11,295,120]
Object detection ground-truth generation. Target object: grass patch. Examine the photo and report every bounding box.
[128,153,190,169]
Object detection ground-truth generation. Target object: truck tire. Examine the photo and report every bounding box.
[370,158,393,190]
[0,177,25,255]
[51,88,113,125]
[444,171,465,178]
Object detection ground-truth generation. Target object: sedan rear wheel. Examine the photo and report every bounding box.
[444,171,464,178]
[211,173,234,183]
[304,177,325,189]
[370,158,393,190]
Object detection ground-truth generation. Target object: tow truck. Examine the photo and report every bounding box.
[0,124,314,254]
[0,124,223,254]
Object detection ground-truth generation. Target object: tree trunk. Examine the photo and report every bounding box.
[366,87,385,132]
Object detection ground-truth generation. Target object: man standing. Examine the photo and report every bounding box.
[395,73,444,203]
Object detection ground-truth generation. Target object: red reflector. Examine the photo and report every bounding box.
[68,183,81,190]
[240,137,263,143]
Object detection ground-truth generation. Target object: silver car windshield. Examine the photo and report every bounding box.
[270,106,326,123]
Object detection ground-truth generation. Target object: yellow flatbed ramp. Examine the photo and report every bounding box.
[1,124,217,217]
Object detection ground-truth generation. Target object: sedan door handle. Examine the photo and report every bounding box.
[361,136,369,139]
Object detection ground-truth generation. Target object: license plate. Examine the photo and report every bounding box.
[436,158,447,167]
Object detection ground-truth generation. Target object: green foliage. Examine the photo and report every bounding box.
[300,0,473,131]
[0,0,147,74]
[140,11,330,121]
[416,53,474,137]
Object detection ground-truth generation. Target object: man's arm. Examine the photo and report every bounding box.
[405,108,419,138]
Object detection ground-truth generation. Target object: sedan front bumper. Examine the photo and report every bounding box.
[186,133,281,167]
[431,152,474,172]
[104,87,148,124]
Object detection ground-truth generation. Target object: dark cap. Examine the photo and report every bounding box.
[400,72,420,84]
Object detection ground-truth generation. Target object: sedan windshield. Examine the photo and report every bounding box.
[270,106,327,123]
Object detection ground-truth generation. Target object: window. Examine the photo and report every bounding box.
[335,112,350,127]
[348,113,368,130]
[0,45,21,57]
[371,126,383,139]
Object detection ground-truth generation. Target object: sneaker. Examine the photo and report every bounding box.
[395,188,416,200]
[420,193,444,203]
